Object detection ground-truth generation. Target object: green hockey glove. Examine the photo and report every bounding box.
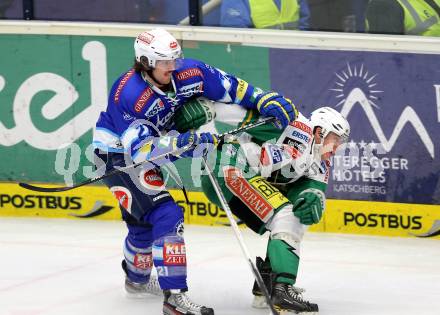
[292,189,326,225]
[173,97,215,132]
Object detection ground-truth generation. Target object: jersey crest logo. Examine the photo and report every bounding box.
[145,98,165,118]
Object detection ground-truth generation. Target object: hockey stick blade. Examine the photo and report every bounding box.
[18,181,90,193]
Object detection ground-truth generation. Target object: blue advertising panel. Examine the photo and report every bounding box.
[269,49,440,204]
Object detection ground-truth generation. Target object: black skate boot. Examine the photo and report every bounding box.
[251,256,273,308]
[163,289,214,315]
[122,260,162,298]
[272,283,319,314]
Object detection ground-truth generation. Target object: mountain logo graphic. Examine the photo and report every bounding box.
[330,62,434,158]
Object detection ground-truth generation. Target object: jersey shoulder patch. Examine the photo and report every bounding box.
[114,69,136,103]
[174,59,204,82]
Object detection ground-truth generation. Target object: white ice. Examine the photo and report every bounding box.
[0,217,439,315]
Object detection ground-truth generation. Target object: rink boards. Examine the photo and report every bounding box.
[0,182,438,239]
[0,23,439,240]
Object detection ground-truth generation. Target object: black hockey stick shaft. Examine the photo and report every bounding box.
[201,157,278,315]
[18,116,276,193]
[18,142,195,193]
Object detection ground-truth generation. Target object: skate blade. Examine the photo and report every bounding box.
[252,295,269,309]
[274,306,318,315]
[125,289,163,299]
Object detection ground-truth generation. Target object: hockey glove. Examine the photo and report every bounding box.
[173,98,215,132]
[176,131,198,158]
[199,132,219,146]
[176,131,219,158]
[292,189,326,225]
[191,132,220,157]
[256,92,298,129]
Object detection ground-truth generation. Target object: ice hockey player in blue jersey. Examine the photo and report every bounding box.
[93,28,299,315]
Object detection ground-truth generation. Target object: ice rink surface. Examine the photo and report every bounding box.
[1,217,439,315]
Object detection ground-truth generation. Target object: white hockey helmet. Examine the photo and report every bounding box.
[134,28,182,68]
[310,107,350,142]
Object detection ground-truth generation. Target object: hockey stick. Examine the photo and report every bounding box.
[18,117,276,193]
[201,157,278,315]
[18,142,196,193]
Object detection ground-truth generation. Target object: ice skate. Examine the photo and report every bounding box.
[122,260,162,298]
[272,283,318,314]
[125,274,162,298]
[163,289,214,315]
[252,282,308,310]
[251,256,273,309]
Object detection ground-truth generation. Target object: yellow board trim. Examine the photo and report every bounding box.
[0,182,438,238]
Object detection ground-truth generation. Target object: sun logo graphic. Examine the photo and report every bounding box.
[330,62,384,109]
[329,62,435,159]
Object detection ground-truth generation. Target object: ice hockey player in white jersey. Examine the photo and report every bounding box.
[173,103,350,314]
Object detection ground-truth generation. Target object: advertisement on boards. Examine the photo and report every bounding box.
[269,49,440,205]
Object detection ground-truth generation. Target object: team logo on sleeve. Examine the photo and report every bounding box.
[110,186,132,213]
[140,168,165,191]
[260,145,283,166]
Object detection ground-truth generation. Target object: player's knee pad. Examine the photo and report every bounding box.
[267,204,306,242]
[152,234,187,290]
[149,201,185,240]
[123,237,153,283]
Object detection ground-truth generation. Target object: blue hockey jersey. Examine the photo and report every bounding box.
[93,58,262,161]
